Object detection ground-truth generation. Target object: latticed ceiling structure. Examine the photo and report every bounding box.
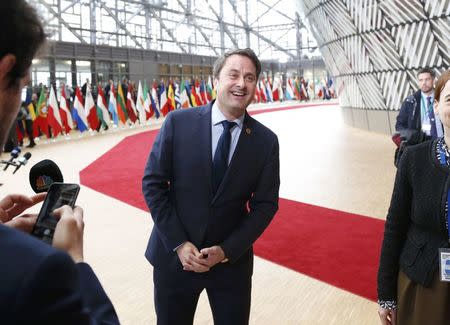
[30,0,320,61]
[300,0,450,112]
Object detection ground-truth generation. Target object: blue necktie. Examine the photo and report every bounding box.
[427,96,438,138]
[213,120,236,193]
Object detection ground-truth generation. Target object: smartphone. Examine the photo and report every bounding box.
[32,182,80,244]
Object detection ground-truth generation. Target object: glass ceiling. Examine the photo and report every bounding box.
[28,0,321,61]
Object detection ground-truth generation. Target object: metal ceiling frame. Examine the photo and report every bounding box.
[225,0,296,58]
[97,0,145,48]
[175,0,220,56]
[36,0,86,43]
[31,0,316,60]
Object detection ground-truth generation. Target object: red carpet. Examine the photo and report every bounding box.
[253,199,384,301]
[80,104,383,301]
[81,130,158,211]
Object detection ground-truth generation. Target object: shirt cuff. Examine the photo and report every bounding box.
[173,241,186,252]
[378,300,397,310]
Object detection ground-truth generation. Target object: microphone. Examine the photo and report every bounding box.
[29,159,64,193]
[12,152,32,174]
[2,147,21,170]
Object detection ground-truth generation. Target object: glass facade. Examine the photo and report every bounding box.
[300,0,450,112]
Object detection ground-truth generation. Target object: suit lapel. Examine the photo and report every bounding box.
[197,104,214,195]
[212,112,254,203]
[414,91,422,128]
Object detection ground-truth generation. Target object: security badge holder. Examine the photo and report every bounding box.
[439,248,450,282]
[422,123,431,133]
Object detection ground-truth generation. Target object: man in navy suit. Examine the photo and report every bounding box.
[0,2,119,324]
[142,48,280,324]
[395,68,442,139]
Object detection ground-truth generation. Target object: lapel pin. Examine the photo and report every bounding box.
[246,128,251,135]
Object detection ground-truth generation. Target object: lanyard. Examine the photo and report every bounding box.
[421,96,427,122]
[439,145,446,165]
[438,144,450,240]
[421,95,435,121]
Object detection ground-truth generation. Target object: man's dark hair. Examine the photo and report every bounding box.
[213,48,262,79]
[417,67,435,79]
[0,1,45,88]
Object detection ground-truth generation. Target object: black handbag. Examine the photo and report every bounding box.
[393,110,427,167]
[393,131,427,167]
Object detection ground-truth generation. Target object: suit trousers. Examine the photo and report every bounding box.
[153,266,251,325]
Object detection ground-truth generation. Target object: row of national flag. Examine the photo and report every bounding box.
[24,77,219,138]
[254,76,310,103]
[157,77,217,113]
[254,76,336,103]
[23,75,335,139]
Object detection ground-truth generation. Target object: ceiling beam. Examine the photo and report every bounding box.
[176,0,220,56]
[148,7,188,53]
[36,0,87,43]
[103,6,145,43]
[61,0,83,14]
[204,0,239,49]
[258,0,298,24]
[97,0,145,49]
[249,0,283,26]
[225,0,295,58]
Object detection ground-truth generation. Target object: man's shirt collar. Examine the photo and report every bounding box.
[212,102,244,128]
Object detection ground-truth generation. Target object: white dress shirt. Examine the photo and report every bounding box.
[211,102,245,164]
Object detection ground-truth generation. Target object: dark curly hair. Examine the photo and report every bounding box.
[0,1,45,88]
[417,67,435,79]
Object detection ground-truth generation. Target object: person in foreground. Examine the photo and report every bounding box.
[142,48,280,325]
[0,1,119,324]
[378,69,450,325]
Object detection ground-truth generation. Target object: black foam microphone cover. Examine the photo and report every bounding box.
[19,152,32,163]
[29,159,64,193]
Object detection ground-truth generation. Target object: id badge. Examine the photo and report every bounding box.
[439,248,450,282]
[422,123,431,133]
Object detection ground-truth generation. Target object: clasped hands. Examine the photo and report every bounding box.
[176,241,228,273]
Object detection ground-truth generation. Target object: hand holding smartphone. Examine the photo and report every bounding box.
[32,182,80,244]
